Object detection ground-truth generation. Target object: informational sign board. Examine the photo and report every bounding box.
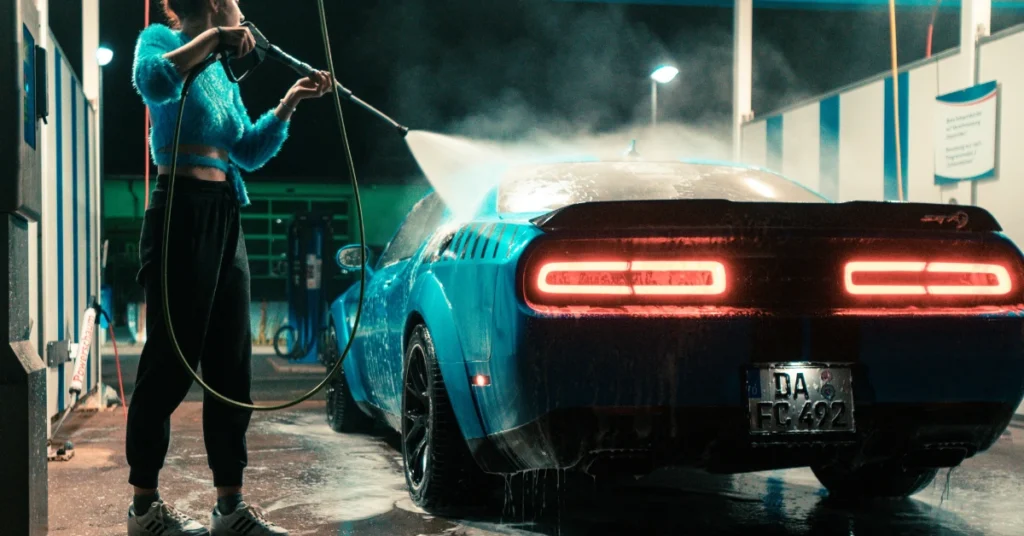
[22,25,36,149]
[934,81,999,185]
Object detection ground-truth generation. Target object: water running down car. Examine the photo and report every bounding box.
[320,159,1024,512]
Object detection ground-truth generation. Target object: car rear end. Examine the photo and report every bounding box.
[469,197,1024,476]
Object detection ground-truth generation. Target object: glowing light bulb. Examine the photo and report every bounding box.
[650,65,679,84]
[96,46,113,67]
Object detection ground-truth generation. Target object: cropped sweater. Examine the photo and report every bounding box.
[132,23,290,206]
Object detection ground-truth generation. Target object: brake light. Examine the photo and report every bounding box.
[536,260,727,296]
[844,261,1012,296]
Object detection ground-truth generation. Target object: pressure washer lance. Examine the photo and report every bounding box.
[241,21,409,137]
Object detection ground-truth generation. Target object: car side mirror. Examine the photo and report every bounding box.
[336,245,374,274]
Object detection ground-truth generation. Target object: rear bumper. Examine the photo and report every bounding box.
[466,314,1024,473]
[468,402,1016,474]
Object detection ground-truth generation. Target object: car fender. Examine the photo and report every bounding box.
[408,273,486,441]
[329,289,370,404]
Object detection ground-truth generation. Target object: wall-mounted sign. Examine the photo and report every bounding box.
[934,81,999,185]
[23,24,36,149]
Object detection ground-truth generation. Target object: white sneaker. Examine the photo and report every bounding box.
[128,500,210,536]
[210,502,288,536]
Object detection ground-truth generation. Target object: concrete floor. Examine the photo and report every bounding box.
[45,348,1024,535]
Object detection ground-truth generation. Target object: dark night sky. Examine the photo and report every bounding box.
[74,1,1024,183]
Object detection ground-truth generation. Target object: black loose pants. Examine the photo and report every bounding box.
[126,175,254,489]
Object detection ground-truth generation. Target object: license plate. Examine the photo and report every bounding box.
[746,364,855,435]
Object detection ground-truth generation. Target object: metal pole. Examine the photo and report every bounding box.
[963,0,991,206]
[733,0,753,162]
[96,68,104,377]
[651,79,657,128]
[82,0,99,101]
[887,0,904,202]
[962,0,991,89]
[83,0,101,389]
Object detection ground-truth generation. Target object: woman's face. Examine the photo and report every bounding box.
[212,0,244,27]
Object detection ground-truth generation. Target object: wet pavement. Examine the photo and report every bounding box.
[256,412,1024,536]
[46,347,1024,535]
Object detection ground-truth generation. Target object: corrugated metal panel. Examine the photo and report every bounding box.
[43,32,101,422]
[978,27,1024,247]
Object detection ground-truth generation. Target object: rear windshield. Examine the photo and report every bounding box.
[497,161,827,214]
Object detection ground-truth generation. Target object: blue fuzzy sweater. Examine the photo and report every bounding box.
[133,24,290,206]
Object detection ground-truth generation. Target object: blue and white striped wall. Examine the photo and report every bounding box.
[978,27,1024,250]
[38,32,103,423]
[742,23,1024,247]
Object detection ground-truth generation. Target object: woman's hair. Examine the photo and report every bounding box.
[161,0,206,28]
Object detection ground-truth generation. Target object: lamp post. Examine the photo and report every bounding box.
[94,45,111,347]
[650,65,679,127]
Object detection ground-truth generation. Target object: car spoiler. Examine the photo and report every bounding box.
[530,200,1002,234]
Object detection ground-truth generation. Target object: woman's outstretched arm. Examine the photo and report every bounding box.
[132,24,253,106]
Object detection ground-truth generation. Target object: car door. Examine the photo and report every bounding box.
[361,193,447,415]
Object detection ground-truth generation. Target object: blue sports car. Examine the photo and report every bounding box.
[320,158,1024,512]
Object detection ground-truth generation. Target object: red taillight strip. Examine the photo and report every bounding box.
[844,261,1012,296]
[632,261,727,295]
[925,262,1012,295]
[844,261,928,295]
[536,260,727,296]
[537,261,631,295]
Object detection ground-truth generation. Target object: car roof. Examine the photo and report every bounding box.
[451,158,827,221]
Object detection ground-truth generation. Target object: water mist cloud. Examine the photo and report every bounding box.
[406,122,740,220]
[356,0,811,146]
[363,0,815,215]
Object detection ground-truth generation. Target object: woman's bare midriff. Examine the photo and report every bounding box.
[156,144,229,182]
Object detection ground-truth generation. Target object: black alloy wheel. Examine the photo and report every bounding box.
[324,322,372,433]
[401,325,489,513]
[403,338,431,493]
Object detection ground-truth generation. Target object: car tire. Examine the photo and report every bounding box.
[323,323,373,434]
[812,461,939,499]
[402,324,489,514]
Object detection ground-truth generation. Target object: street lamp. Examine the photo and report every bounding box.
[649,65,679,127]
[96,46,113,66]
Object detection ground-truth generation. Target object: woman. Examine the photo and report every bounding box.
[127,1,332,535]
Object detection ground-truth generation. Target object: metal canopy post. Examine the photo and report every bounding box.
[963,0,991,206]
[963,0,992,85]
[733,0,753,162]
